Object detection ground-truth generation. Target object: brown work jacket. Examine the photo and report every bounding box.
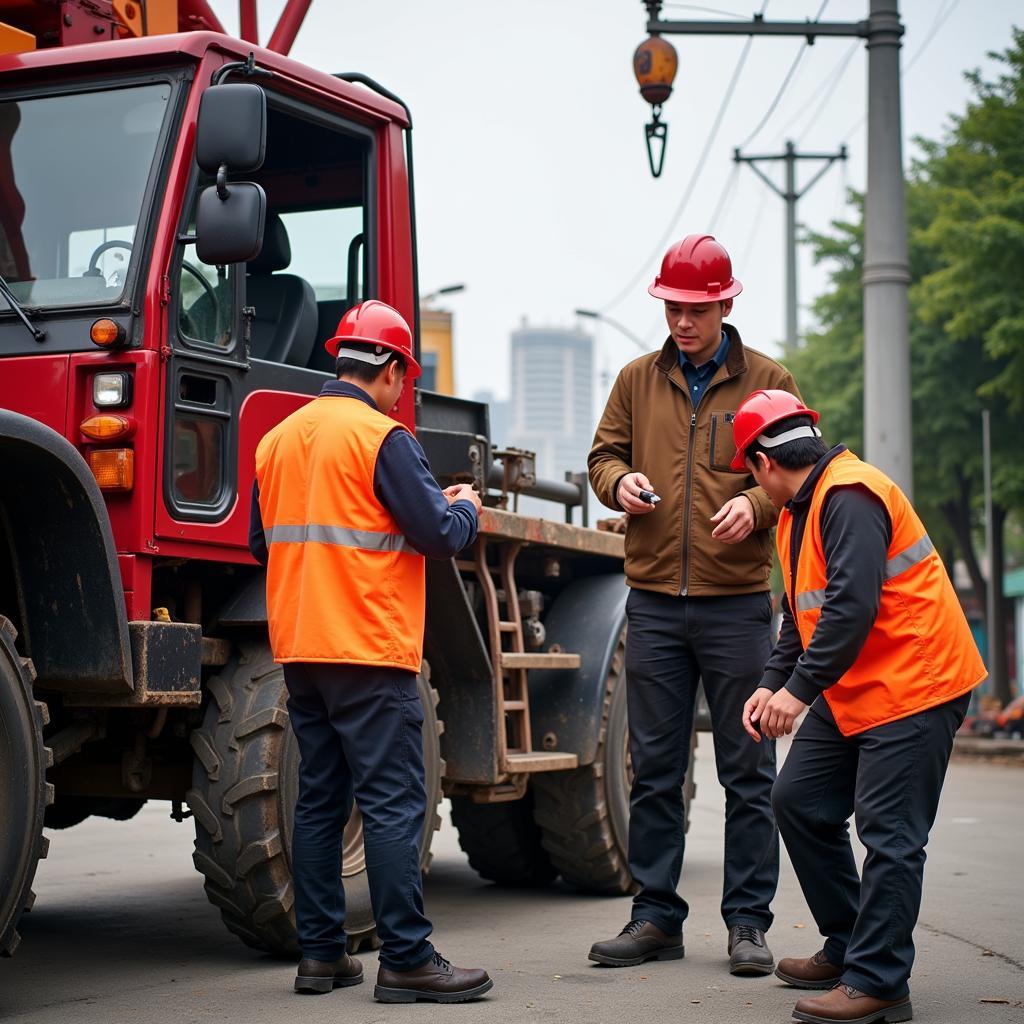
[589,323,798,597]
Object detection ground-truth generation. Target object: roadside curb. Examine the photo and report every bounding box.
[953,736,1024,763]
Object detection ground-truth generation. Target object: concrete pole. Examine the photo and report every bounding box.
[784,141,798,354]
[862,0,912,495]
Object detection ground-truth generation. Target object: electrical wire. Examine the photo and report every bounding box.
[735,0,830,151]
[660,3,749,17]
[904,0,962,74]
[738,186,770,271]
[840,0,962,143]
[708,161,741,233]
[791,40,859,144]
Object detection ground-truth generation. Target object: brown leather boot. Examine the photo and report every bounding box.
[588,919,685,967]
[775,948,844,989]
[374,950,493,1003]
[793,984,913,1023]
[294,953,363,994]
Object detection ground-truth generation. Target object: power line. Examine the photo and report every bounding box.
[840,0,962,142]
[708,161,741,233]
[661,3,748,17]
[794,40,859,144]
[735,0,830,150]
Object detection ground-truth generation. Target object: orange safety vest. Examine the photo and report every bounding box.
[776,449,985,736]
[254,395,426,670]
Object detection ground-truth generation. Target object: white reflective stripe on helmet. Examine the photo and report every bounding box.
[334,344,392,366]
[756,425,822,448]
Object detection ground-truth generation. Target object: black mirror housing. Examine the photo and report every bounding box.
[196,83,267,174]
[196,182,267,265]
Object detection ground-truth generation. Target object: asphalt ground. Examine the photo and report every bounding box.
[2,738,1022,1024]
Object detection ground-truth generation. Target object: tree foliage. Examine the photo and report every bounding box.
[787,28,1024,698]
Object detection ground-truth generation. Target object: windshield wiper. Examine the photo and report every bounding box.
[0,272,46,343]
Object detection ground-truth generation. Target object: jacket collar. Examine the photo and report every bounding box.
[786,445,848,512]
[320,379,379,409]
[655,321,748,389]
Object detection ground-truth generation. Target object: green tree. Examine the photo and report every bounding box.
[788,29,1024,700]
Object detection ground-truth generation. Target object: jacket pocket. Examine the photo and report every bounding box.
[708,411,742,472]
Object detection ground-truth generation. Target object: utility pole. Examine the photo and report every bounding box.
[640,0,913,496]
[734,140,847,353]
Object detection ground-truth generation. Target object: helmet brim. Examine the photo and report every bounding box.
[324,334,422,379]
[648,280,743,303]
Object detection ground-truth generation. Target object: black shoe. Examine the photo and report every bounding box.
[294,953,364,994]
[589,919,685,967]
[728,924,774,976]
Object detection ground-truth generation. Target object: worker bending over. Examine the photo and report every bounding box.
[735,390,985,1024]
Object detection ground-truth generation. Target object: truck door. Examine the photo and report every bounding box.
[155,91,376,553]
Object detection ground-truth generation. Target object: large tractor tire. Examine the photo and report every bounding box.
[450,790,557,887]
[188,641,443,957]
[0,617,51,957]
[531,627,696,894]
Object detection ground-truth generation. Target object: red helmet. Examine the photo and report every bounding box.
[730,390,820,471]
[324,299,422,379]
[649,234,743,303]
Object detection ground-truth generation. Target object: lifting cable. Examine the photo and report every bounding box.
[599,7,765,313]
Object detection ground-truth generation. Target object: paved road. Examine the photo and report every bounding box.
[3,740,1022,1024]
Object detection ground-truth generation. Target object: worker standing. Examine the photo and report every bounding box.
[249,300,493,1004]
[588,235,799,976]
[735,390,986,1024]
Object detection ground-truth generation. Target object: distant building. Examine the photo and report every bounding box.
[508,321,594,485]
[419,307,455,394]
[472,389,508,450]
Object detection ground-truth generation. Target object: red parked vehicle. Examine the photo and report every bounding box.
[0,0,697,961]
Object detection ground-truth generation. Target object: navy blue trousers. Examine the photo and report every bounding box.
[773,691,970,1000]
[624,589,779,934]
[283,662,434,971]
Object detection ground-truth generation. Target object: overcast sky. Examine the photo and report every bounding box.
[208,0,1021,406]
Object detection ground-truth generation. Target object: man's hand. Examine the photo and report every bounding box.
[616,472,658,516]
[444,483,482,515]
[757,688,808,740]
[710,494,755,544]
[742,687,774,742]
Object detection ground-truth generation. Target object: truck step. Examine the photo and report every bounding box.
[499,652,581,670]
[504,751,579,773]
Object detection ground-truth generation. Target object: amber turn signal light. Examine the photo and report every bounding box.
[88,448,134,491]
[90,318,126,347]
[80,414,135,442]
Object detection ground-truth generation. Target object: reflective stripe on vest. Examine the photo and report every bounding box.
[265,523,413,554]
[794,534,937,612]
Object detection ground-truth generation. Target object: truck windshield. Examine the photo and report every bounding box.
[0,82,171,312]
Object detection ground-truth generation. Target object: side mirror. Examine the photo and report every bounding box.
[196,182,267,265]
[196,83,266,173]
[194,83,268,266]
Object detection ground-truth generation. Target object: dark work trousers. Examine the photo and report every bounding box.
[282,662,434,971]
[772,691,971,1000]
[625,588,779,934]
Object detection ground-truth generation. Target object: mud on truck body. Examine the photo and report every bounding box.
[0,1,696,959]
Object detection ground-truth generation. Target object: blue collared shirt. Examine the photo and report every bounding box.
[679,332,729,408]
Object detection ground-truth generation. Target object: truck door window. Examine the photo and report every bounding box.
[175,190,235,349]
[245,101,373,372]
